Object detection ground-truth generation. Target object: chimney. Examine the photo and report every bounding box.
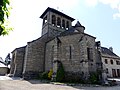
[109,47,113,52]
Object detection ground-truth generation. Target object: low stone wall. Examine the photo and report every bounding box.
[23,71,42,80]
[0,67,8,75]
[64,71,83,82]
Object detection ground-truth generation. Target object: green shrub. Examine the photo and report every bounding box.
[89,72,99,84]
[56,62,65,82]
[41,71,49,80]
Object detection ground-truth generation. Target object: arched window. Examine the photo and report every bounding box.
[57,17,61,27]
[110,59,113,64]
[87,48,93,61]
[66,21,69,30]
[105,59,108,64]
[43,16,47,25]
[62,19,65,29]
[52,15,56,26]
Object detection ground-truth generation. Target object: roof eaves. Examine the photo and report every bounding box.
[40,7,75,21]
[101,47,119,57]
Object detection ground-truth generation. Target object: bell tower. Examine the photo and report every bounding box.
[40,7,75,37]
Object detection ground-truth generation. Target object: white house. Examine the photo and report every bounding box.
[0,57,8,75]
[101,47,120,78]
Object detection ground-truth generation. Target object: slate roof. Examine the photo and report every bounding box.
[58,26,80,37]
[58,23,95,38]
[11,46,26,53]
[75,21,85,29]
[40,7,75,21]
[101,47,118,57]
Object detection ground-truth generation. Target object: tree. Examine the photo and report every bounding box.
[0,0,12,35]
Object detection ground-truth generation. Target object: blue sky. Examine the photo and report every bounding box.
[0,0,120,59]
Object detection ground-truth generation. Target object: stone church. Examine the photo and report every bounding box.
[9,7,102,81]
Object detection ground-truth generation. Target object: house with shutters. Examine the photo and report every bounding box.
[101,47,120,78]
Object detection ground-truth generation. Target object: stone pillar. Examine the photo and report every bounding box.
[22,45,29,77]
[81,61,89,81]
[52,60,59,81]
[64,20,66,29]
[47,12,51,24]
[56,16,58,27]
[80,41,89,80]
[9,58,15,75]
[69,21,72,27]
[13,63,17,76]
[96,41,105,84]
[102,69,108,85]
[52,38,59,81]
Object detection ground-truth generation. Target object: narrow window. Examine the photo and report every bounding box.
[110,59,113,64]
[57,17,61,27]
[62,19,65,28]
[52,15,56,26]
[69,46,72,59]
[87,48,93,61]
[116,61,120,65]
[105,59,108,64]
[117,69,120,77]
[43,16,47,25]
[66,21,69,30]
[106,68,108,73]
[112,69,116,77]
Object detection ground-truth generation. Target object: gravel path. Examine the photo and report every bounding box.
[0,80,80,90]
[0,76,120,90]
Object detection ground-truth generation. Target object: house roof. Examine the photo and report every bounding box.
[75,21,81,27]
[58,25,95,38]
[11,46,26,53]
[0,61,7,67]
[58,26,79,36]
[75,21,84,27]
[101,47,118,57]
[40,7,75,21]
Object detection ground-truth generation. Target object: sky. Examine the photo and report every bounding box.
[0,0,120,59]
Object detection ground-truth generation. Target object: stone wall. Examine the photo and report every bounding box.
[10,46,26,77]
[85,35,97,73]
[45,33,98,80]
[64,71,83,82]
[9,52,15,75]
[0,67,8,75]
[23,34,50,79]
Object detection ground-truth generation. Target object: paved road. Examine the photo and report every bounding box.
[0,76,120,90]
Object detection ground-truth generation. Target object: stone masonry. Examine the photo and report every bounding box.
[45,29,99,81]
[9,7,102,81]
[10,46,26,77]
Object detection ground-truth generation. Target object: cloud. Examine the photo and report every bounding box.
[99,0,120,9]
[113,4,120,19]
[85,0,98,7]
[85,0,120,9]
[85,0,120,19]
[113,13,120,19]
